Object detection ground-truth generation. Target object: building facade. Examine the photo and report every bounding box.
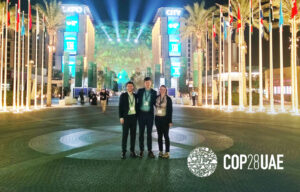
[54,4,95,95]
[152,7,194,91]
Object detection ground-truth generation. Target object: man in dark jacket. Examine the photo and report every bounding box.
[119,81,138,159]
[136,77,157,158]
[79,89,84,104]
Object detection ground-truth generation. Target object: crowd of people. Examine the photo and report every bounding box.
[79,89,110,113]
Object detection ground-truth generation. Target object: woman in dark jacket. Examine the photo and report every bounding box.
[155,85,173,159]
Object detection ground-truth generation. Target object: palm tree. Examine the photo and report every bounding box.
[272,0,299,27]
[217,0,269,106]
[271,0,300,59]
[0,2,5,26]
[36,0,64,107]
[181,2,217,106]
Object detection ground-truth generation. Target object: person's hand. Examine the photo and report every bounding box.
[120,118,124,125]
[169,123,173,127]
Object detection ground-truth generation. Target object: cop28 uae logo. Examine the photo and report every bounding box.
[187,147,218,177]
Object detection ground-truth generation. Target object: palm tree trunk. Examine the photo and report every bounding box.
[46,33,54,107]
[197,42,203,106]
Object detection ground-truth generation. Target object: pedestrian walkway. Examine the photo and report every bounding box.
[0,105,299,191]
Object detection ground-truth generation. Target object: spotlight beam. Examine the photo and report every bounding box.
[127,0,142,40]
[135,0,161,41]
[101,26,112,41]
[83,0,112,41]
[104,0,120,40]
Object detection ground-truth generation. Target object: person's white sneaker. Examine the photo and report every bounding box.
[162,152,170,159]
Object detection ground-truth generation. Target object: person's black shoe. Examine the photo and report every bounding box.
[130,151,137,158]
[139,151,144,158]
[148,151,155,158]
[121,152,126,159]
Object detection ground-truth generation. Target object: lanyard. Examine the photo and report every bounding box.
[159,95,165,106]
[144,90,151,101]
[128,94,135,106]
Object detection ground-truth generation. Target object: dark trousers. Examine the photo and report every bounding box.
[192,96,196,106]
[155,116,170,152]
[138,112,154,151]
[122,115,137,153]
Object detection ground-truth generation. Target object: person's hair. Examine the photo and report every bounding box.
[144,77,152,82]
[160,85,168,95]
[126,81,134,86]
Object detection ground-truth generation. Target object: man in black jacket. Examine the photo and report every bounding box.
[119,82,138,159]
[136,77,157,158]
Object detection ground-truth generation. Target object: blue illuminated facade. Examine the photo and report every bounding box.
[167,12,181,76]
[54,4,95,96]
[62,13,80,77]
[64,32,78,55]
[65,14,79,32]
[153,7,193,89]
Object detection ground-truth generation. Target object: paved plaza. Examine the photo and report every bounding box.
[0,101,299,192]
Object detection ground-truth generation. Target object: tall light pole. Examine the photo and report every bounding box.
[258,0,264,111]
[248,0,253,113]
[0,8,4,110]
[279,0,285,113]
[227,0,232,111]
[269,1,275,113]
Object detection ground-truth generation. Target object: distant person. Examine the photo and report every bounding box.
[155,85,173,159]
[106,89,110,105]
[79,89,84,105]
[88,90,92,103]
[119,81,138,159]
[91,93,97,105]
[100,89,108,112]
[137,77,157,158]
[191,89,197,106]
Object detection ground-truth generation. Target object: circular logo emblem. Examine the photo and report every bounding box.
[187,147,218,177]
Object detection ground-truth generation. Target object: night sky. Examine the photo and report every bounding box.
[24,0,292,69]
[60,0,225,23]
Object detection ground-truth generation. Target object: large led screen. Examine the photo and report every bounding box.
[169,35,181,57]
[65,14,79,32]
[170,57,181,77]
[64,32,78,54]
[167,16,180,35]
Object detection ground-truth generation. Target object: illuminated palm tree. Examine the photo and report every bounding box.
[36,0,64,107]
[0,2,5,26]
[181,2,217,106]
[272,0,299,27]
[0,2,16,29]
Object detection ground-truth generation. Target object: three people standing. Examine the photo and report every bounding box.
[119,77,173,159]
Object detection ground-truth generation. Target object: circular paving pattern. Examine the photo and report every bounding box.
[29,126,234,160]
